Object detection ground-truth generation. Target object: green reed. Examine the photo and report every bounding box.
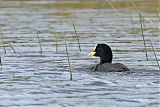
[0,31,6,55]
[150,41,160,70]
[142,15,146,28]
[36,32,42,53]
[106,0,121,18]
[9,43,16,53]
[55,33,58,52]
[12,73,15,78]
[139,13,148,61]
[73,23,81,52]
[130,14,135,31]
[64,40,72,80]
[155,8,160,22]
[0,56,2,66]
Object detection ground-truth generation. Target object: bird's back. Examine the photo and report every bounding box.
[91,63,129,72]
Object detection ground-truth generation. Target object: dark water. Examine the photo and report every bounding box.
[0,0,160,107]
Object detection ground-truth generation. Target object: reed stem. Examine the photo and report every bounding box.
[0,56,2,66]
[150,41,160,70]
[106,0,121,18]
[9,43,16,53]
[130,14,135,31]
[142,15,146,28]
[139,13,148,61]
[1,31,6,55]
[36,32,42,53]
[155,8,160,22]
[64,41,72,80]
[73,23,81,52]
[55,33,58,52]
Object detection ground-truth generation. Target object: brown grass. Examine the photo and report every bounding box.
[33,0,160,13]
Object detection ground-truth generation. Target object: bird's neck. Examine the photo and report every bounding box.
[99,47,113,65]
[100,58,112,65]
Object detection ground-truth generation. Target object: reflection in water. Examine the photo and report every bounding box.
[0,0,159,107]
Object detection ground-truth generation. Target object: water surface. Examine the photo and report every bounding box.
[0,0,159,107]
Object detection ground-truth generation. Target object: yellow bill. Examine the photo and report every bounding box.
[88,47,96,56]
[88,51,96,56]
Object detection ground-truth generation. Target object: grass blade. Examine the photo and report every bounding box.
[139,13,148,61]
[150,41,160,70]
[0,56,2,66]
[1,31,6,55]
[142,15,146,28]
[64,40,72,80]
[36,32,42,54]
[9,43,16,53]
[155,8,160,22]
[55,33,58,52]
[106,0,121,18]
[130,14,135,31]
[73,23,81,52]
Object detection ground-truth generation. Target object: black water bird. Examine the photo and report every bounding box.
[88,44,129,72]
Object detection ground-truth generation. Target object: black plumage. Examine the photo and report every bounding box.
[88,44,129,72]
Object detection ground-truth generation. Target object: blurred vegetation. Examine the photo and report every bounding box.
[0,0,159,13]
[31,0,160,13]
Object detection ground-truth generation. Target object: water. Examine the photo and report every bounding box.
[0,0,160,107]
